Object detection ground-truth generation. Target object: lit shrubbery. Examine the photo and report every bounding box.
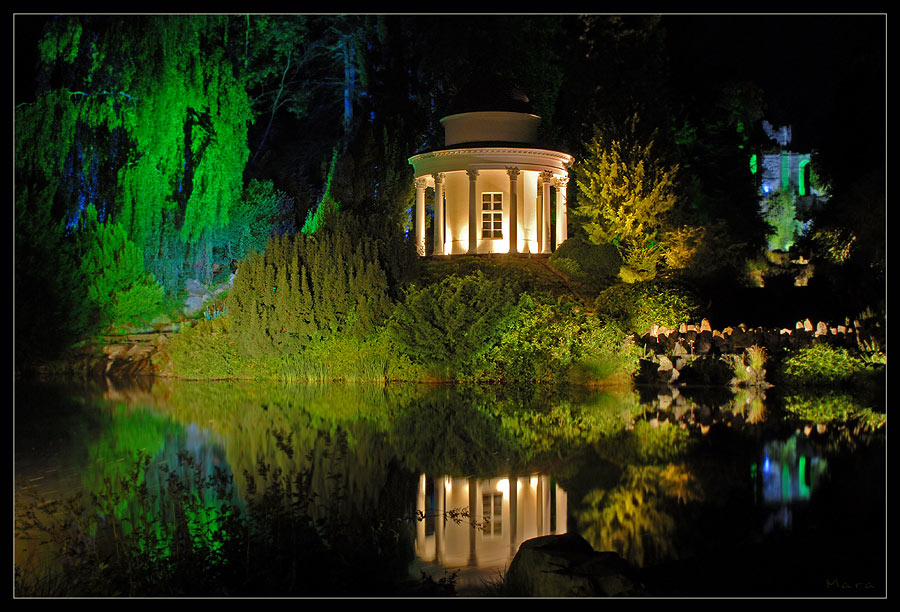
[468,294,640,384]
[594,280,701,335]
[762,189,804,252]
[388,272,519,377]
[226,215,401,356]
[161,317,248,380]
[774,344,875,388]
[548,235,622,289]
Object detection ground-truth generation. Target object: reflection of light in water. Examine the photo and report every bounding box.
[760,436,826,504]
[758,435,829,534]
[412,473,567,593]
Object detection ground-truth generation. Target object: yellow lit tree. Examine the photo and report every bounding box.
[574,119,679,282]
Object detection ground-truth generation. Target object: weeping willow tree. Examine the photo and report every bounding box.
[16,15,253,296]
[15,16,255,361]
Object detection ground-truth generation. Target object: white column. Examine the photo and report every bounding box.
[508,474,519,558]
[414,176,427,256]
[540,474,551,535]
[555,176,568,247]
[467,169,479,255]
[541,171,552,254]
[435,475,446,562]
[468,477,479,566]
[416,472,426,554]
[506,167,519,254]
[432,173,444,256]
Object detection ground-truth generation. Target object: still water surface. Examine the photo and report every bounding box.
[14,378,885,596]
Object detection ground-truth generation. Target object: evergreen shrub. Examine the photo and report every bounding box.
[470,294,639,384]
[163,317,246,380]
[548,235,622,288]
[594,281,701,335]
[775,344,870,388]
[388,272,519,377]
[78,205,165,330]
[225,215,399,356]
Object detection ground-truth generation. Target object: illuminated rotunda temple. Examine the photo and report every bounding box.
[408,107,574,256]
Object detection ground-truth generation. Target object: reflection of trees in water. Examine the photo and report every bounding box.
[391,383,643,476]
[576,463,702,567]
[82,405,182,526]
[390,388,517,476]
[562,419,704,568]
[134,381,412,522]
[77,383,414,559]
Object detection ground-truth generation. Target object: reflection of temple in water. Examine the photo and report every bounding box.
[414,473,567,573]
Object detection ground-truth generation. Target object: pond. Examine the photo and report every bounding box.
[14,378,885,597]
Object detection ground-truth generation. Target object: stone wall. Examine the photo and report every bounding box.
[634,317,863,357]
[631,317,874,387]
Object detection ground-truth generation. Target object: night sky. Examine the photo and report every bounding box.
[15,14,885,143]
[663,14,885,152]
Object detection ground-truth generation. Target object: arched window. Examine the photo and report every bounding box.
[798,159,811,196]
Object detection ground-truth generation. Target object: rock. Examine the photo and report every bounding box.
[506,533,643,597]
[184,295,205,315]
[657,355,680,383]
[694,332,712,355]
[657,393,673,411]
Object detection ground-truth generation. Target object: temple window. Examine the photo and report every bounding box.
[482,192,503,239]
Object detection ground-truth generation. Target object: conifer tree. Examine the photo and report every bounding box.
[574,130,679,247]
[574,120,680,281]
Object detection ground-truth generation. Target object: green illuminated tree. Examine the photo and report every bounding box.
[763,189,803,252]
[16,15,253,294]
[78,205,164,330]
[575,133,679,246]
